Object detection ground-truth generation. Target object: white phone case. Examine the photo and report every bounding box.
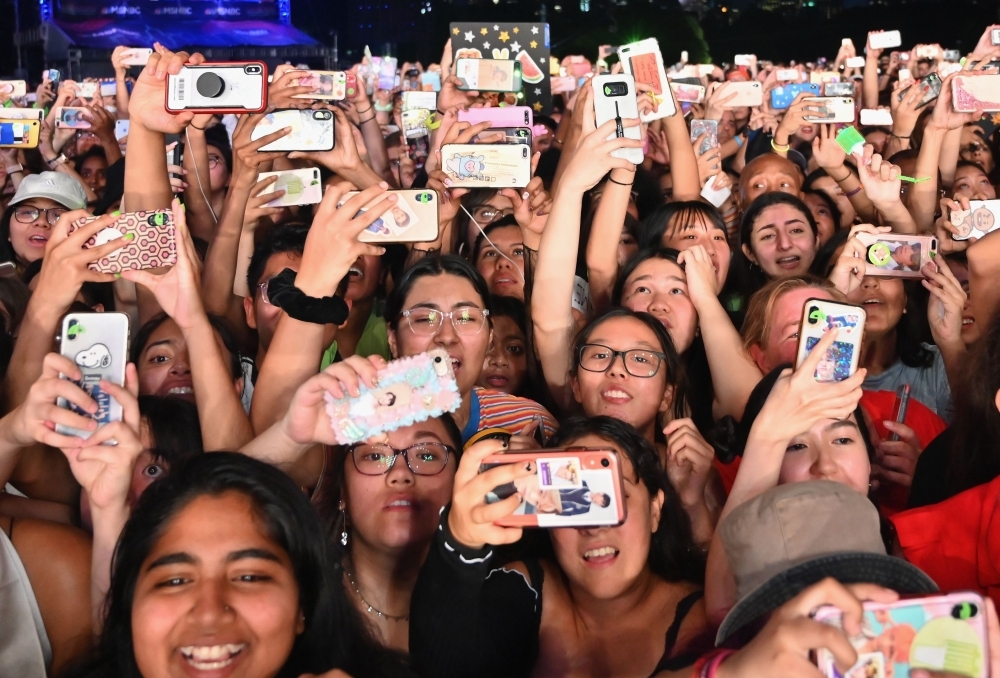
[802,97,855,124]
[716,81,763,107]
[57,313,130,437]
[795,299,866,382]
[167,63,267,113]
[860,109,893,126]
[868,30,902,50]
[950,199,1000,240]
[341,189,439,243]
[257,168,323,207]
[617,39,676,122]
[592,74,644,165]
[251,109,334,152]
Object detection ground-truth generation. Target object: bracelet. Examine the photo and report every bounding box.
[608,175,634,187]
[266,268,350,325]
[373,102,393,112]
[5,164,24,174]
[844,185,863,197]
[691,649,736,678]
[831,169,852,183]
[355,105,373,116]
[553,138,564,147]
[770,138,790,152]
[189,122,207,131]
[359,115,376,125]
[892,134,911,139]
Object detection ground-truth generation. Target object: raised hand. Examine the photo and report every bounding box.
[922,257,967,351]
[662,418,714,510]
[827,224,890,295]
[811,124,848,172]
[128,43,204,134]
[853,143,902,209]
[34,211,126,311]
[288,108,362,174]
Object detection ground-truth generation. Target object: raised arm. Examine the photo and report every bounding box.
[853,144,917,234]
[862,36,882,110]
[110,46,133,119]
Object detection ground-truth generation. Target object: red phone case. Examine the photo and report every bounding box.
[164,61,268,114]
[70,211,178,274]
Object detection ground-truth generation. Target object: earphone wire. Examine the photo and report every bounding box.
[459,202,525,283]
[185,126,218,224]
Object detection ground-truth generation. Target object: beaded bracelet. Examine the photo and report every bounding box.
[770,138,790,152]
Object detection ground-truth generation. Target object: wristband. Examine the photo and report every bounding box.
[5,164,24,175]
[844,185,863,198]
[355,105,373,116]
[691,649,736,678]
[770,138,790,152]
[831,169,852,183]
[359,115,377,125]
[266,268,350,325]
[608,175,634,186]
[373,102,393,112]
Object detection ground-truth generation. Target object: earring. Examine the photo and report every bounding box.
[339,503,349,547]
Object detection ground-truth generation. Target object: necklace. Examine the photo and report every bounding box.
[345,567,409,622]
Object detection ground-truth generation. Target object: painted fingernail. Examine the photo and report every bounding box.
[444,178,454,187]
[522,191,530,200]
[124,233,135,241]
[111,210,121,217]
[114,272,121,279]
[525,462,534,472]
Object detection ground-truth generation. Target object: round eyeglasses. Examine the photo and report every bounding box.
[400,307,489,336]
[469,205,513,224]
[578,343,666,378]
[14,206,67,225]
[349,442,454,476]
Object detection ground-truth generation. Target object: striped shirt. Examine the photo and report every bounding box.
[460,387,557,443]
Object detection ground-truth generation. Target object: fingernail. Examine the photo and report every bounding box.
[111,210,121,217]
[525,462,533,472]
[114,272,121,278]
[522,191,530,200]
[444,178,454,187]
[378,181,388,188]
[124,233,135,241]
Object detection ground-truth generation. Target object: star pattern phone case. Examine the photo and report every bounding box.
[70,211,178,274]
[324,350,462,445]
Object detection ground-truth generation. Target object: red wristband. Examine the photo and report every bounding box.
[691,649,736,678]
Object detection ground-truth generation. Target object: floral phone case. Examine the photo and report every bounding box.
[815,592,989,678]
[323,349,462,445]
[70,211,177,274]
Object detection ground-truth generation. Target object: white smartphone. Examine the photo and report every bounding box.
[846,56,866,68]
[401,91,437,111]
[440,143,532,188]
[57,313,130,437]
[1,107,43,121]
[860,109,893,126]
[251,109,334,152]
[0,80,27,98]
[618,38,677,121]
[950,199,1000,240]
[868,30,902,50]
[100,81,117,97]
[734,54,755,66]
[166,63,267,113]
[122,48,153,66]
[339,189,439,243]
[716,81,763,107]
[115,119,130,140]
[592,74,644,165]
[776,68,800,81]
[76,82,97,99]
[802,97,855,124]
[795,299,866,382]
[257,168,323,207]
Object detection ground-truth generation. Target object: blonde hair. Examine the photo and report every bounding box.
[741,275,846,352]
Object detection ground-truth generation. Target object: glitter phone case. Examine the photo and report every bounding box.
[323,349,462,445]
[70,210,177,274]
[952,74,1000,113]
[795,298,866,383]
[815,592,989,678]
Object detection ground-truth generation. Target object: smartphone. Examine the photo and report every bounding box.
[776,68,800,82]
[898,72,942,109]
[952,74,1000,113]
[734,54,755,66]
[406,134,430,169]
[815,592,989,678]
[419,71,441,92]
[257,168,323,207]
[1,107,43,121]
[856,233,938,278]
[251,109,334,152]
[377,57,398,90]
[690,119,719,155]
[618,38,677,121]
[401,91,436,111]
[100,81,117,97]
[458,106,533,129]
[325,349,461,444]
[715,81,763,107]
[898,68,913,82]
[770,82,822,109]
[455,58,523,92]
[76,82,97,99]
[70,210,177,273]
[0,120,40,148]
[115,119,130,140]
[441,143,532,188]
[944,49,961,62]
[802,97,855,124]
[824,81,854,96]
[993,28,1000,46]
[56,313,130,438]
[291,70,346,100]
[795,299,866,382]
[845,56,866,68]
[860,109,893,126]
[890,383,911,441]
[0,261,17,278]
[338,189,439,243]
[0,80,27,98]
[868,30,902,50]
[480,449,627,528]
[593,74,644,165]
[671,82,705,103]
[122,48,153,66]
[401,109,432,139]
[473,127,531,145]
[55,107,92,129]
[166,62,267,114]
[950,199,1000,240]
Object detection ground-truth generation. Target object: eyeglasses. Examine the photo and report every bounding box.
[578,343,666,378]
[257,280,272,304]
[208,155,223,169]
[470,205,512,224]
[76,131,98,139]
[400,307,489,336]
[14,206,67,225]
[349,442,454,476]
[961,142,986,155]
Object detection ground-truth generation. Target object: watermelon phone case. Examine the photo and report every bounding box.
[70,210,177,274]
[323,349,462,445]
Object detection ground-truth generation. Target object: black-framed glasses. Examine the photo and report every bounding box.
[400,306,489,336]
[14,206,67,225]
[470,205,512,224]
[349,442,454,476]
[578,343,666,378]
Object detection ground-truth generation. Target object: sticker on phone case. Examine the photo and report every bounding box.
[804,336,856,383]
[267,172,322,207]
[537,457,583,490]
[293,72,346,99]
[866,240,923,272]
[487,466,618,525]
[629,53,662,95]
[338,195,423,237]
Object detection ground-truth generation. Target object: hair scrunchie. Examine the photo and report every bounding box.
[266,268,350,325]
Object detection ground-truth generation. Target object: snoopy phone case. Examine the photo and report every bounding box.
[441,143,531,188]
[323,349,462,445]
[71,210,177,274]
[57,313,130,438]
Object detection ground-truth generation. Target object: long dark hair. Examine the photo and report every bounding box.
[737,192,819,296]
[638,200,726,251]
[384,254,492,332]
[549,416,704,584]
[131,312,243,381]
[69,453,404,678]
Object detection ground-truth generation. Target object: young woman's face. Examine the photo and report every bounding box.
[847,276,905,338]
[743,203,817,279]
[946,258,978,345]
[207,145,231,194]
[131,492,303,678]
[809,175,856,228]
[802,193,837,246]
[571,316,670,435]
[474,225,525,300]
[619,258,698,354]
[778,412,871,494]
[960,127,994,174]
[9,197,63,264]
[80,155,108,196]
[389,272,491,396]
[662,211,731,290]
[138,318,240,400]
[751,287,834,374]
[344,253,383,303]
[952,165,996,201]
[464,193,514,250]
[617,231,639,268]
[550,434,663,600]
[344,419,457,554]
[477,315,527,395]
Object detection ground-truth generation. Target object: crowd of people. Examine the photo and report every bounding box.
[2,23,1000,678]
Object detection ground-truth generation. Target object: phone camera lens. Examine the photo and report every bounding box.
[245,65,262,75]
[195,72,226,98]
[433,356,442,363]
[951,602,979,620]
[807,306,819,324]
[601,458,610,467]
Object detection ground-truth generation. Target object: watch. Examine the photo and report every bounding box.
[4,164,23,175]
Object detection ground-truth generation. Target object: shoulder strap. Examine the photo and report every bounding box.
[664,590,704,657]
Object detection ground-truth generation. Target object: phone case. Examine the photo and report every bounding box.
[474,127,532,145]
[671,82,705,103]
[70,210,177,273]
[776,68,800,81]
[75,82,97,99]
[717,81,763,107]
[618,38,677,121]
[795,299,866,382]
[458,106,533,129]
[0,81,27,98]
[55,107,92,129]
[770,83,822,109]
[339,189,439,243]
[952,74,1000,113]
[323,349,461,445]
[251,109,334,152]
[815,592,989,678]
[861,109,893,126]
[377,57,397,91]
[2,107,43,121]
[734,54,754,66]
[441,143,532,188]
[166,62,267,113]
[455,58,523,92]
[401,109,431,139]
[803,97,855,124]
[56,313,130,437]
[122,48,152,66]
[856,233,938,278]
[419,71,441,92]
[868,30,902,50]
[898,73,942,109]
[810,71,841,85]
[0,120,40,148]
[291,71,346,100]
[593,74,644,165]
[825,82,854,97]
[481,449,628,528]
[846,56,867,68]
[115,120,130,140]
[950,200,1000,240]
[690,119,719,155]
[402,91,437,111]
[257,168,323,207]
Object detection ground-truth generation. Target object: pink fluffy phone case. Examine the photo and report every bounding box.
[70,211,178,274]
[323,349,462,445]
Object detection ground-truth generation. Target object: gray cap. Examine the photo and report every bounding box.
[11,172,88,210]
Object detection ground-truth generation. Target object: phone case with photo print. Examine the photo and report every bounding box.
[257,168,323,207]
[339,189,439,243]
[670,82,705,103]
[795,299,865,382]
[458,106,533,129]
[481,449,627,528]
[802,97,855,124]
[0,120,40,148]
[855,233,938,278]
[824,82,854,97]
[70,210,177,274]
[618,38,677,121]
[441,143,531,188]
[251,109,334,152]
[952,74,1000,113]
[474,127,532,145]
[55,107,92,129]
[716,81,762,107]
[323,349,461,445]
[455,58,523,92]
[291,71,346,100]
[57,313,130,438]
[950,199,1000,240]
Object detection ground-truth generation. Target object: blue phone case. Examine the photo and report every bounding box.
[771,83,821,110]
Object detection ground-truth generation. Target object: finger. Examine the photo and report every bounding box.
[796,326,840,376]
[470,491,525,525]
[42,352,82,381]
[455,438,507,486]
